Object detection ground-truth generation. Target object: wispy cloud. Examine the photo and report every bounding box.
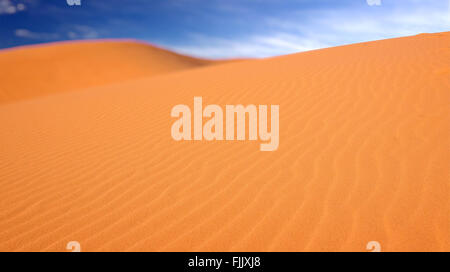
[15,25,99,41]
[2,0,449,57]
[0,0,25,14]
[15,29,59,40]
[67,25,99,40]
[169,32,329,58]
[167,0,450,58]
[366,0,381,6]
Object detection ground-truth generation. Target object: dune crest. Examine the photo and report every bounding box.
[0,32,448,252]
[0,40,222,104]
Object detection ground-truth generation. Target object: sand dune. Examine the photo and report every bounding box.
[0,32,448,252]
[0,40,220,104]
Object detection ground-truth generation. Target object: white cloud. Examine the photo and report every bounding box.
[311,6,450,43]
[14,25,99,42]
[168,32,330,59]
[67,25,99,40]
[0,0,26,15]
[165,1,449,58]
[15,29,59,39]
[366,0,381,6]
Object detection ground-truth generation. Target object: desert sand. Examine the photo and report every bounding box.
[0,40,219,104]
[0,32,448,252]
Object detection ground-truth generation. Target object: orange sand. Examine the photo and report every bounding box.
[0,40,219,104]
[0,33,449,252]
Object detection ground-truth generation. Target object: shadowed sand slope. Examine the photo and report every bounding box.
[0,40,220,104]
[0,32,449,252]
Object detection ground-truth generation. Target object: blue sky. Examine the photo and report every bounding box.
[1,0,449,58]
